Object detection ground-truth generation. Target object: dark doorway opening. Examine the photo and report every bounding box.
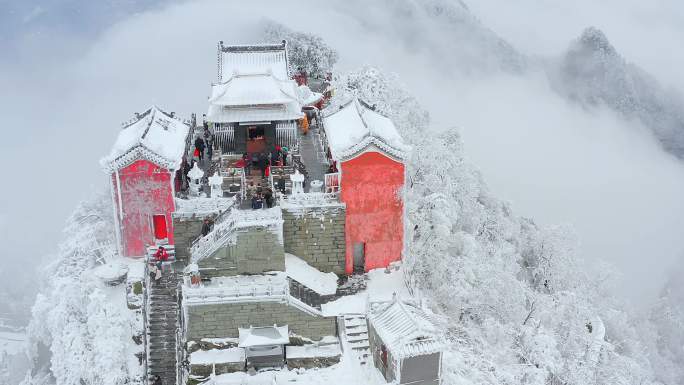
[353,242,365,274]
[247,125,266,153]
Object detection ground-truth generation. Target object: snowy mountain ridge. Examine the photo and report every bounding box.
[552,26,684,159]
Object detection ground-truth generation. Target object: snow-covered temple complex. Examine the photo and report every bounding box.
[100,40,439,385]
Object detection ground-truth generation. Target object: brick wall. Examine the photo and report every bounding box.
[198,225,285,278]
[185,301,337,341]
[282,207,346,274]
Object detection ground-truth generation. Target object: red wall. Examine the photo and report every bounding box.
[112,159,175,257]
[340,151,405,274]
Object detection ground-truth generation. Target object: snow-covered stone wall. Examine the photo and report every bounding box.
[185,301,336,341]
[282,206,345,275]
[198,226,285,277]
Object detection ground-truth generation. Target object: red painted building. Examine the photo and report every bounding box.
[102,106,189,257]
[323,99,410,274]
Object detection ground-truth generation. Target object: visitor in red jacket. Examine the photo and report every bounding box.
[155,246,169,261]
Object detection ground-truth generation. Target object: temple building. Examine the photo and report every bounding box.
[101,106,189,257]
[322,98,410,274]
[209,41,304,154]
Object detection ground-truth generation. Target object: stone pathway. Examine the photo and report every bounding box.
[146,258,182,385]
[297,123,329,192]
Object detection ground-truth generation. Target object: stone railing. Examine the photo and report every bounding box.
[183,274,288,305]
[189,207,283,263]
[279,192,342,209]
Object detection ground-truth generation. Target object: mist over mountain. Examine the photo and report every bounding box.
[552,27,684,159]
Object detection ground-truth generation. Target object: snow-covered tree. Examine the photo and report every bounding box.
[262,21,338,79]
[22,193,141,385]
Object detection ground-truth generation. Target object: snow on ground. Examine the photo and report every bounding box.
[93,260,129,282]
[285,254,338,296]
[191,347,245,364]
[100,278,144,379]
[286,344,340,359]
[208,344,384,385]
[125,259,145,282]
[322,266,409,316]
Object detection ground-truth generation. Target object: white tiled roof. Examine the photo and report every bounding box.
[323,98,409,162]
[209,73,299,107]
[220,42,289,81]
[207,103,302,123]
[367,298,444,359]
[101,106,189,171]
[210,42,303,124]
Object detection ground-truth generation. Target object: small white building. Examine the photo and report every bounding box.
[238,325,289,369]
[367,297,444,385]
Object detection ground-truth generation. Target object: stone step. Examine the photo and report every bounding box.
[349,340,370,350]
[345,325,368,335]
[346,334,368,343]
[344,318,366,327]
[148,354,176,359]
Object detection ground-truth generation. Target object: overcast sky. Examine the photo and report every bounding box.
[1,0,683,314]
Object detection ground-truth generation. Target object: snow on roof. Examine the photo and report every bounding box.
[367,297,444,359]
[322,98,409,162]
[190,347,245,365]
[207,73,303,123]
[297,85,323,106]
[207,104,303,123]
[285,254,338,296]
[210,73,298,107]
[238,325,289,347]
[219,41,289,82]
[209,42,304,124]
[102,106,189,172]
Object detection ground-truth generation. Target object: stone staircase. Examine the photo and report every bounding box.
[146,263,180,385]
[342,314,371,365]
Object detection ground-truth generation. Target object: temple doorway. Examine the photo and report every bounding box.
[246,125,266,153]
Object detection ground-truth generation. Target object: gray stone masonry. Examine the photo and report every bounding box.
[186,301,336,341]
[287,355,341,370]
[173,215,217,263]
[197,225,285,278]
[282,207,346,274]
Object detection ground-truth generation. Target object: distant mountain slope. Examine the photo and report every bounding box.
[552,27,684,159]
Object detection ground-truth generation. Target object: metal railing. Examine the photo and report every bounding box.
[214,122,235,154]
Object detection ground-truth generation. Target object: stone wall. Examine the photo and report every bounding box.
[173,215,213,263]
[198,225,285,278]
[282,206,346,274]
[186,301,337,341]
